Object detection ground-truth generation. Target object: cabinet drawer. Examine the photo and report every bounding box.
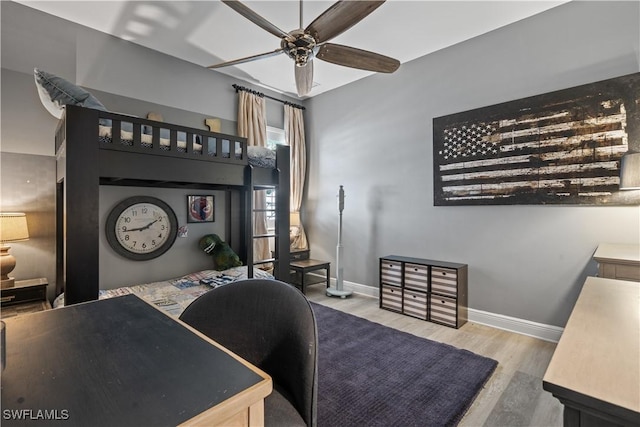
[404,263,429,292]
[431,267,457,297]
[602,263,640,281]
[381,285,402,311]
[1,285,47,307]
[430,295,458,327]
[403,289,427,320]
[380,261,402,286]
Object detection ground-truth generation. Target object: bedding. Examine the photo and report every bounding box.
[53,266,273,317]
[34,68,107,119]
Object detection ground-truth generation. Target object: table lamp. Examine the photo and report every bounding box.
[619,151,640,190]
[0,213,30,288]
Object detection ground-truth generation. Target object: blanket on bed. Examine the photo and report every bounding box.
[53,267,273,317]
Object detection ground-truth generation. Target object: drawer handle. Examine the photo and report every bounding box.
[414,268,418,271]
[1,295,16,303]
[389,264,394,268]
[390,289,395,293]
[440,300,446,304]
[442,272,447,276]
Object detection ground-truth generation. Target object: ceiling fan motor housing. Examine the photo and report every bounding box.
[281,30,317,66]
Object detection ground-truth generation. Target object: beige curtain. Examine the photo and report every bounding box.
[237,91,270,264]
[285,104,308,250]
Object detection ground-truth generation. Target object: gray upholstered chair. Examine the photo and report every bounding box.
[179,279,318,427]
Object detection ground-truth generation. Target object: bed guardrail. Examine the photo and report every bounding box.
[56,106,248,166]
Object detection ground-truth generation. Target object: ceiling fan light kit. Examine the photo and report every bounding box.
[209,0,400,96]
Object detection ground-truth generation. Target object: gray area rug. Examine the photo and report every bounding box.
[313,302,498,427]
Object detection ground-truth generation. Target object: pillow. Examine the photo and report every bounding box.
[34,68,107,119]
[247,146,276,168]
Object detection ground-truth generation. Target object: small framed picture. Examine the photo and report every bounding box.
[187,195,215,223]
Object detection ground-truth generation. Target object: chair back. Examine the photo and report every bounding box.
[179,279,318,426]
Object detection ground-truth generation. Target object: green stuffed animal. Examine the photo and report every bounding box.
[199,234,242,271]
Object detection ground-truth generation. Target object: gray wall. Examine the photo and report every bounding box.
[2,1,639,327]
[0,153,56,295]
[0,1,295,300]
[99,186,228,289]
[305,1,640,327]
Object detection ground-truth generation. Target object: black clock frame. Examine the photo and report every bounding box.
[105,196,178,261]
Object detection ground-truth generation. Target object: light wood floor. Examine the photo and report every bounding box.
[305,284,564,427]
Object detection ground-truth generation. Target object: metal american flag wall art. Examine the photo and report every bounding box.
[433,73,640,206]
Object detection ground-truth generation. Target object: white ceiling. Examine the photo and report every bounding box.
[16,0,567,99]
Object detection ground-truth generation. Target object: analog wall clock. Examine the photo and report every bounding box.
[105,196,178,261]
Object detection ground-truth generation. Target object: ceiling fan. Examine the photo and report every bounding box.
[208,0,401,97]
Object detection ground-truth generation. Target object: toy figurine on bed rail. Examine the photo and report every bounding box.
[199,234,242,271]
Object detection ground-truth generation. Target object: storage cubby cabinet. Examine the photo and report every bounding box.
[379,255,468,328]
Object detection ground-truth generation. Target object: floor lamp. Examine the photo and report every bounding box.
[327,185,352,298]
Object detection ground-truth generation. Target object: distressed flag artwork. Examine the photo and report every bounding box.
[433,73,640,205]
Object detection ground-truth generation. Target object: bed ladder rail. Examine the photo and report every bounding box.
[244,145,290,282]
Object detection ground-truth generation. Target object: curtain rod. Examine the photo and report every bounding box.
[232,84,306,110]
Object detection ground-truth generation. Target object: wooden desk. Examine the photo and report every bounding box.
[0,294,272,426]
[543,277,640,427]
[593,243,640,282]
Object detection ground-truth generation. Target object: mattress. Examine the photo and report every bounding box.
[53,266,273,317]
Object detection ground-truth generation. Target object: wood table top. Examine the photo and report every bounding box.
[593,243,640,266]
[543,276,640,415]
[1,294,271,426]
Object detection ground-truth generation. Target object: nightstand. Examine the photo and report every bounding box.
[593,243,640,282]
[1,278,51,319]
[290,259,330,294]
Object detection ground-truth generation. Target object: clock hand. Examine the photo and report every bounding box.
[139,218,160,231]
[124,219,160,232]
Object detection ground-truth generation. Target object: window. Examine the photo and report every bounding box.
[265,126,286,223]
[266,126,286,149]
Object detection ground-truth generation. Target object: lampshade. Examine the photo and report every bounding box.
[620,152,640,190]
[0,213,30,243]
[0,213,29,289]
[290,212,301,227]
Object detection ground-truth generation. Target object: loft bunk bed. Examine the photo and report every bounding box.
[55,105,290,305]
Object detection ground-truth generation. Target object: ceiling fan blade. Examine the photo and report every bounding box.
[295,62,313,97]
[222,0,289,39]
[208,49,284,69]
[317,43,400,73]
[306,1,386,44]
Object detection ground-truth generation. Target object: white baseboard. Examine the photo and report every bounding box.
[468,308,563,343]
[317,275,379,298]
[314,275,563,343]
[342,279,379,298]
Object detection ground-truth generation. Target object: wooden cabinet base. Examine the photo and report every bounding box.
[556,397,640,427]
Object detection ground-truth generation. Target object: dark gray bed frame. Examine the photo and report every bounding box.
[55,105,290,305]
